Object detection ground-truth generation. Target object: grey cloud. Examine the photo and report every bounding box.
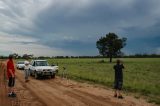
[31,0,160,55]
[0,0,160,56]
[33,0,160,34]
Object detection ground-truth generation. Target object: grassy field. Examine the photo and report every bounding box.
[48,58,160,104]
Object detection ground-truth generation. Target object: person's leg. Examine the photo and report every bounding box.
[28,69,30,76]
[11,77,16,97]
[11,77,15,93]
[26,70,28,80]
[26,70,29,81]
[118,90,122,96]
[114,89,117,97]
[117,81,123,99]
[24,70,28,82]
[8,77,12,96]
[114,81,118,97]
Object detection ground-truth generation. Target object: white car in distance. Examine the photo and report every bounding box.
[16,61,25,70]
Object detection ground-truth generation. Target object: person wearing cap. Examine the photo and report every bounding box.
[113,59,124,99]
[6,55,16,97]
[24,58,30,82]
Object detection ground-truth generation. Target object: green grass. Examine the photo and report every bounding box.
[48,58,160,105]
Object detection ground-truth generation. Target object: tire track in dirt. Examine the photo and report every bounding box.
[43,78,155,106]
[16,70,73,106]
[42,80,103,106]
[39,79,106,106]
[42,78,123,106]
[17,70,112,106]
[16,76,47,106]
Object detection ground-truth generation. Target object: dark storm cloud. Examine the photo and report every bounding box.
[33,0,159,36]
[1,0,160,56]
[30,0,160,55]
[124,36,160,54]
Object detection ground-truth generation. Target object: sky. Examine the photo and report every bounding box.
[0,0,160,56]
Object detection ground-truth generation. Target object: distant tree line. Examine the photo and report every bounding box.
[0,53,34,59]
[1,53,160,59]
[38,54,160,58]
[123,54,160,58]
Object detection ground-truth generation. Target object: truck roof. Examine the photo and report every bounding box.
[33,60,47,61]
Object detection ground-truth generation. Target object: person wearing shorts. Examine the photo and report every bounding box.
[113,59,124,99]
[7,55,16,97]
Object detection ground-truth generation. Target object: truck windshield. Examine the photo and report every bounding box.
[18,61,24,64]
[35,61,48,66]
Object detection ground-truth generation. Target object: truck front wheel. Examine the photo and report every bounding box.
[51,74,55,78]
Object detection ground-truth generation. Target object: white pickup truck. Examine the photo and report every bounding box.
[29,60,58,79]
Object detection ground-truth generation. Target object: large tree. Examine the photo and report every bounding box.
[96,32,127,62]
[22,54,34,59]
[11,53,19,58]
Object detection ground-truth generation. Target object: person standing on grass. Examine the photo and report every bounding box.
[24,58,30,82]
[113,59,124,99]
[7,55,16,97]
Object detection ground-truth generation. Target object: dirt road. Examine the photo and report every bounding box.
[0,61,156,106]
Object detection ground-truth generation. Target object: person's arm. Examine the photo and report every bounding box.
[14,62,16,77]
[120,61,124,69]
[113,65,115,70]
[122,64,124,68]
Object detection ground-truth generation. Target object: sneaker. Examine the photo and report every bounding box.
[11,92,16,97]
[8,93,12,97]
[118,95,123,99]
[114,94,117,98]
[25,79,30,82]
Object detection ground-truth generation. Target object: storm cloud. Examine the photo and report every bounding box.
[0,0,160,56]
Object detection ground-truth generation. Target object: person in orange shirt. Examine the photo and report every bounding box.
[7,55,16,97]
